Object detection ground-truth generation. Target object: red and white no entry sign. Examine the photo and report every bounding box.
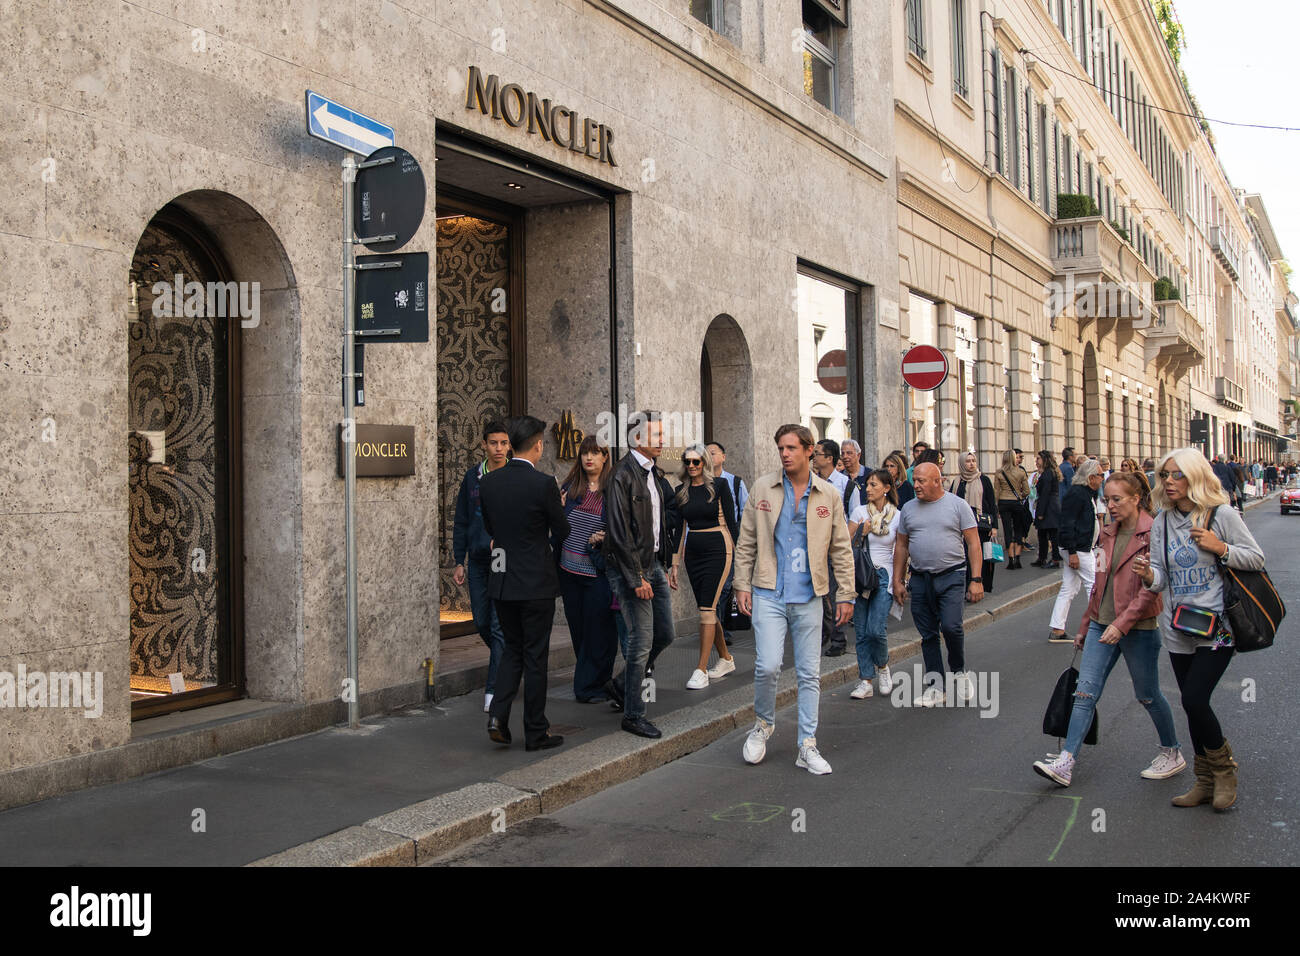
[901,344,948,390]
[816,349,848,395]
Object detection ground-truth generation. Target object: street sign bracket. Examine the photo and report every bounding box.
[355,234,398,245]
[358,155,396,169]
[355,260,402,270]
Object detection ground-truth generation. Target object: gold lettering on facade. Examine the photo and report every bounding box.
[464,66,617,168]
[552,409,584,460]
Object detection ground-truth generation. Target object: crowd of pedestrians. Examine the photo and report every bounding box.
[452,414,1276,798]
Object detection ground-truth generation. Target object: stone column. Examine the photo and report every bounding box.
[975,317,1004,470]
[936,301,961,455]
[1008,328,1035,452]
[1040,342,1063,453]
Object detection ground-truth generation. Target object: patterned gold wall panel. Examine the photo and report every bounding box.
[437,216,511,620]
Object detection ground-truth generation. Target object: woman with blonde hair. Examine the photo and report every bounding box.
[994,449,1031,569]
[1132,448,1266,811]
[671,443,738,690]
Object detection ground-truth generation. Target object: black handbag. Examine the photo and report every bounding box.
[720,586,751,631]
[852,523,879,596]
[1204,507,1285,652]
[1043,650,1098,744]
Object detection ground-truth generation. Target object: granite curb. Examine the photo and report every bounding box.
[246,575,1064,867]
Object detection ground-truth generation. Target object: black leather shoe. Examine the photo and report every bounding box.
[621,716,662,739]
[487,717,511,745]
[825,643,847,657]
[525,734,563,751]
[605,678,625,711]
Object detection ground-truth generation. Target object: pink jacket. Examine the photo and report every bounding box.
[1078,509,1163,638]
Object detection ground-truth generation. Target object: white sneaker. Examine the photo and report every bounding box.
[483,692,493,713]
[707,656,736,680]
[686,668,710,690]
[955,670,977,703]
[877,666,893,694]
[742,718,773,764]
[1140,746,1187,779]
[796,737,832,774]
[850,679,874,699]
[914,686,946,707]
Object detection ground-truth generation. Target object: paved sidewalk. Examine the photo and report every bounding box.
[4,496,1276,866]
[0,555,1071,866]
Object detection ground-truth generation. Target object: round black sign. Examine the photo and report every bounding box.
[354,145,426,253]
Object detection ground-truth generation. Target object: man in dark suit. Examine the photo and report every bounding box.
[478,415,569,751]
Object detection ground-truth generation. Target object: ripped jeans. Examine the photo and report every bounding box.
[1063,621,1179,756]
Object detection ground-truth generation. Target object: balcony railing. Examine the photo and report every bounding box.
[1049,216,1158,331]
[1144,300,1206,380]
[1215,375,1245,410]
[1210,225,1241,282]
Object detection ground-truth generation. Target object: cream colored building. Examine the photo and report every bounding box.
[888,0,1290,473]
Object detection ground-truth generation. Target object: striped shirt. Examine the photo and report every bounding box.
[560,491,605,577]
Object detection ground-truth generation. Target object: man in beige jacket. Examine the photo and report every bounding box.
[733,424,855,774]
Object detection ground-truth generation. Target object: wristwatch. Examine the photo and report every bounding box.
[970,576,983,583]
[1218,546,1230,566]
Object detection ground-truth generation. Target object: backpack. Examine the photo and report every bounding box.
[1207,506,1286,652]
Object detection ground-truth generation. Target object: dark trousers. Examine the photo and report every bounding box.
[966,530,995,593]
[909,565,967,689]
[1037,528,1061,562]
[558,568,617,700]
[490,597,556,745]
[1169,647,1235,754]
[822,561,849,651]
[998,502,1024,546]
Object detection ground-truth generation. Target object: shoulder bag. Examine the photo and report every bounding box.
[1207,507,1285,652]
[851,523,879,596]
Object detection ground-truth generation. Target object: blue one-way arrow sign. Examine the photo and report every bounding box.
[306,90,394,154]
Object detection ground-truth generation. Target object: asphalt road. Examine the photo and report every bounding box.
[432,505,1299,866]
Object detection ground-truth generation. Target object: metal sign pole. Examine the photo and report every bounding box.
[342,153,360,730]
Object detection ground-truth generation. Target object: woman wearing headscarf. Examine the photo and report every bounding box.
[949,452,998,594]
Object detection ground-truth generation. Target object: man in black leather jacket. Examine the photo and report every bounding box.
[603,410,678,739]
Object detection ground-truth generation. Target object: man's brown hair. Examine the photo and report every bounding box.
[774,423,814,449]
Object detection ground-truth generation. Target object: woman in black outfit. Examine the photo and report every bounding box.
[948,451,998,594]
[670,444,739,690]
[1032,450,1062,567]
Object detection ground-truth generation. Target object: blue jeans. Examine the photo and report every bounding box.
[467,556,505,694]
[606,562,675,719]
[909,565,967,690]
[752,593,823,744]
[853,567,891,680]
[1065,621,1180,756]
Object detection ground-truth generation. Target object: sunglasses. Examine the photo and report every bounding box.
[1158,470,1186,481]
[684,458,703,466]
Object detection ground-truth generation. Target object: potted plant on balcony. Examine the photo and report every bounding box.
[1110,220,1130,243]
[1154,276,1179,301]
[1056,193,1099,219]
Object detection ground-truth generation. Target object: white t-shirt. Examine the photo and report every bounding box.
[850,505,901,579]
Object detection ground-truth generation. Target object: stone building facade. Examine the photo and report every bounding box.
[888,0,1289,472]
[0,0,897,797]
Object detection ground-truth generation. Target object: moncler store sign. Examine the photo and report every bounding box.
[464,65,617,168]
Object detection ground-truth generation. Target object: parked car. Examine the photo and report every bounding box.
[1282,477,1300,515]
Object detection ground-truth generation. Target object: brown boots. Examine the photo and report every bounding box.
[1205,740,1239,811]
[1172,742,1238,811]
[1171,755,1214,807]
